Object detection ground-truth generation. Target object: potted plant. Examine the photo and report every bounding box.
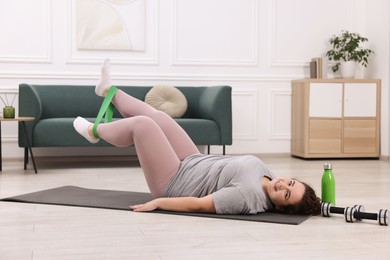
[326,30,374,78]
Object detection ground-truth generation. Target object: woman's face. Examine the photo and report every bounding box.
[265,177,305,208]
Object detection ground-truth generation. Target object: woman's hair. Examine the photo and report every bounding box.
[277,181,321,215]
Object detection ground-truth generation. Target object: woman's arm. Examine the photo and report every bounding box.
[130,194,216,213]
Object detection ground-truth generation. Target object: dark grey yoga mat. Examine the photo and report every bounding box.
[0,186,309,225]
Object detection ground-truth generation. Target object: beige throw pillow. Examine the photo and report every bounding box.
[145,85,187,118]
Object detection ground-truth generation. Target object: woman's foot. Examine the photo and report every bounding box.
[96,58,112,97]
[73,116,99,143]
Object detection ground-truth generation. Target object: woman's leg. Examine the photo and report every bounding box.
[95,59,199,160]
[97,116,181,198]
[110,89,199,161]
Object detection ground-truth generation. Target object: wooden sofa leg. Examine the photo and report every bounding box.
[207,145,210,154]
[223,145,226,155]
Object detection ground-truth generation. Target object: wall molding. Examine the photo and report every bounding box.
[0,0,52,64]
[269,0,361,68]
[1,136,18,143]
[0,88,18,94]
[269,89,291,140]
[171,0,259,66]
[232,88,258,140]
[0,71,303,82]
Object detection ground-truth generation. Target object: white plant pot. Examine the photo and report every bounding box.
[340,61,356,78]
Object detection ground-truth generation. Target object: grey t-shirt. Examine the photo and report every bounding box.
[162,154,276,214]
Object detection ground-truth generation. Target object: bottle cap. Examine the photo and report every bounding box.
[324,163,332,170]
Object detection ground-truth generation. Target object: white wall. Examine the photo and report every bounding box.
[0,0,389,158]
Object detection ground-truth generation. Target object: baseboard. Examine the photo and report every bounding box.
[380,155,390,163]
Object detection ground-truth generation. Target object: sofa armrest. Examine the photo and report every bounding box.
[18,83,42,147]
[198,86,232,145]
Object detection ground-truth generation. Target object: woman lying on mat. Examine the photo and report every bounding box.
[74,59,321,216]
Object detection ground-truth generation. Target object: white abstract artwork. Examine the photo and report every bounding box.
[76,0,145,51]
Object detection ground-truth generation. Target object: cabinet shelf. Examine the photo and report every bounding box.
[291,78,381,158]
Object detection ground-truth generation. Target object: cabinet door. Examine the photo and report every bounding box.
[344,119,377,153]
[309,83,343,117]
[309,119,342,154]
[344,83,377,117]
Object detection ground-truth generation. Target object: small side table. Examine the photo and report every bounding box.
[0,117,37,173]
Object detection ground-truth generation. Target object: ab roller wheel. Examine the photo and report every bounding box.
[321,202,388,226]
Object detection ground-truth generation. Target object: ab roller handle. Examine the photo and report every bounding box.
[321,202,388,226]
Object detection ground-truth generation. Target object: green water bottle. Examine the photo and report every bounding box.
[321,163,336,206]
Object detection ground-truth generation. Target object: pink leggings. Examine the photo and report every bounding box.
[96,90,200,197]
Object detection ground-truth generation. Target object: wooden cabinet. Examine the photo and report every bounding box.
[291,79,381,158]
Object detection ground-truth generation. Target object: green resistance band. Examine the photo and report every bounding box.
[93,86,118,138]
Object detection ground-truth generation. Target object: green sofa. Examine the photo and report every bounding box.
[18,84,232,165]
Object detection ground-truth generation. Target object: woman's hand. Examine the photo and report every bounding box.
[130,199,159,212]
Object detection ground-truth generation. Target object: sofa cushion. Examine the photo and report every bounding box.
[176,118,220,145]
[145,85,187,118]
[33,118,113,147]
[32,117,221,147]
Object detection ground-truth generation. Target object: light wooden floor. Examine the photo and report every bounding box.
[0,155,389,260]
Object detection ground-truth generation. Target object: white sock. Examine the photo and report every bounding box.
[96,58,112,97]
[73,116,99,143]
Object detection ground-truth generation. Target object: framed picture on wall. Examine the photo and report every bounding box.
[75,0,145,51]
